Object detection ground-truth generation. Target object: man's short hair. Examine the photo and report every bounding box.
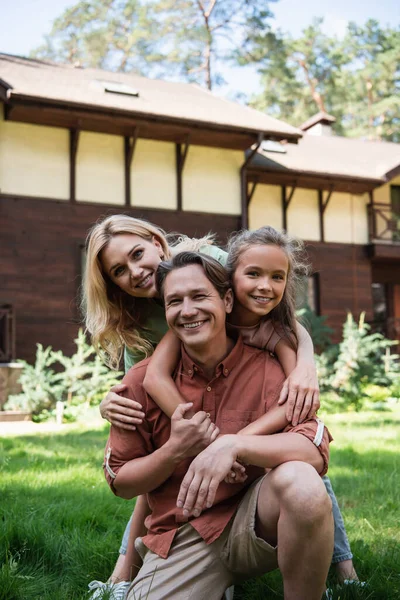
[156,251,231,300]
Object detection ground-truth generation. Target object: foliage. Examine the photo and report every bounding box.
[4,330,122,421]
[31,0,277,90]
[317,313,399,412]
[297,304,333,352]
[4,345,63,416]
[242,18,400,141]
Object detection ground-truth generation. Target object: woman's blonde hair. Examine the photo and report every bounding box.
[82,214,214,369]
[226,226,310,349]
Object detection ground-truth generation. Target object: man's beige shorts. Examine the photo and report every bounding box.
[127,476,277,600]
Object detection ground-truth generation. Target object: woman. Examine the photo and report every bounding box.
[83,214,356,599]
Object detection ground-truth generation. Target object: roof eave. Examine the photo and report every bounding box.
[6,91,302,145]
[248,165,384,194]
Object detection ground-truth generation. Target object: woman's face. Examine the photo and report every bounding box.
[100,234,164,298]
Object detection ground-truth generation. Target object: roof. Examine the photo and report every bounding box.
[250,133,400,189]
[0,53,301,143]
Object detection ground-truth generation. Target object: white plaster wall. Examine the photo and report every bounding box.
[324,192,369,244]
[287,188,320,241]
[76,131,124,204]
[0,104,69,199]
[248,184,282,231]
[182,146,242,214]
[130,139,176,209]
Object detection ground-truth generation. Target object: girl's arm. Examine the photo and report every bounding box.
[238,329,318,436]
[277,322,320,425]
[143,330,191,418]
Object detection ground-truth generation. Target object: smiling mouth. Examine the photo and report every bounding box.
[250,296,273,303]
[136,273,153,289]
[180,320,207,330]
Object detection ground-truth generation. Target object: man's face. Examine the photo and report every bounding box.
[163,264,232,353]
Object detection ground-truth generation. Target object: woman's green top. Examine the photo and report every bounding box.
[124,244,228,372]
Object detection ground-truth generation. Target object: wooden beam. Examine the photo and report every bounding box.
[318,187,334,242]
[69,129,80,203]
[241,134,263,228]
[282,185,296,231]
[124,128,139,206]
[247,179,258,205]
[176,137,190,211]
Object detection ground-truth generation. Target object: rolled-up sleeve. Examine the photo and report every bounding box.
[284,418,332,477]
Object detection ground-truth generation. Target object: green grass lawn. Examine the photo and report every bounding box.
[1,408,399,600]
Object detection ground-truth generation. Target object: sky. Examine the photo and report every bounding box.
[0,0,399,97]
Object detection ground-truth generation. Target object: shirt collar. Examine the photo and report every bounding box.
[180,335,245,379]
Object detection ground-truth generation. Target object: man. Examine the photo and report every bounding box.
[104,252,333,600]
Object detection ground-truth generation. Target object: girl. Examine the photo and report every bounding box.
[82,216,326,598]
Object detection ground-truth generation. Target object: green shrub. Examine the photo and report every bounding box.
[318,313,399,413]
[4,330,123,422]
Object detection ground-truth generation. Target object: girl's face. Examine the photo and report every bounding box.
[232,244,289,326]
[100,233,164,298]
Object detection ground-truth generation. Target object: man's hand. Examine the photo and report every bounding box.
[278,362,320,425]
[100,384,145,430]
[176,435,238,518]
[167,403,219,461]
[224,460,247,485]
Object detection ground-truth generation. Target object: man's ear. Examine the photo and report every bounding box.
[224,288,234,314]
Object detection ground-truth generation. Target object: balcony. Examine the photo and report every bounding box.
[367,204,400,262]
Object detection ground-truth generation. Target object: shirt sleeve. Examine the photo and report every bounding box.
[103,377,153,494]
[199,244,228,267]
[283,418,332,477]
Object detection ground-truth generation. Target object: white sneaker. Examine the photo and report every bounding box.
[88,580,131,600]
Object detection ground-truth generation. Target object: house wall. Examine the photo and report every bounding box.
[76,132,125,205]
[183,146,242,215]
[307,242,373,342]
[130,139,176,210]
[249,182,369,244]
[0,105,69,199]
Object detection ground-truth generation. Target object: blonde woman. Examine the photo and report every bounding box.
[83,214,320,599]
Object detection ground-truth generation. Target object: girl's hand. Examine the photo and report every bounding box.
[100,384,145,430]
[278,362,320,426]
[224,461,247,485]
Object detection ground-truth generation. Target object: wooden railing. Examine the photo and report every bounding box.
[0,305,15,362]
[368,203,400,243]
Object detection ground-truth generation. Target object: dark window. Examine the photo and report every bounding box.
[391,185,400,216]
[0,304,15,362]
[297,274,320,314]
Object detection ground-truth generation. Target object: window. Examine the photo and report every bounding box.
[296,274,320,314]
[391,185,400,216]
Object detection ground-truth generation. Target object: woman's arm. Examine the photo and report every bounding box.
[143,330,191,418]
[277,322,320,425]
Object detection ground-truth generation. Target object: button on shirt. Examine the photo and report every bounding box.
[105,336,331,559]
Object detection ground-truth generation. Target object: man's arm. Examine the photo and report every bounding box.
[107,403,219,499]
[177,427,329,517]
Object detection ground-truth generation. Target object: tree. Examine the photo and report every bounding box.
[32,0,278,90]
[240,18,400,140]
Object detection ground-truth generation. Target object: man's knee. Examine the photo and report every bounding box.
[265,461,332,525]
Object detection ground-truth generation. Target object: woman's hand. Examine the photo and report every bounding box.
[100,383,145,430]
[278,362,320,426]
